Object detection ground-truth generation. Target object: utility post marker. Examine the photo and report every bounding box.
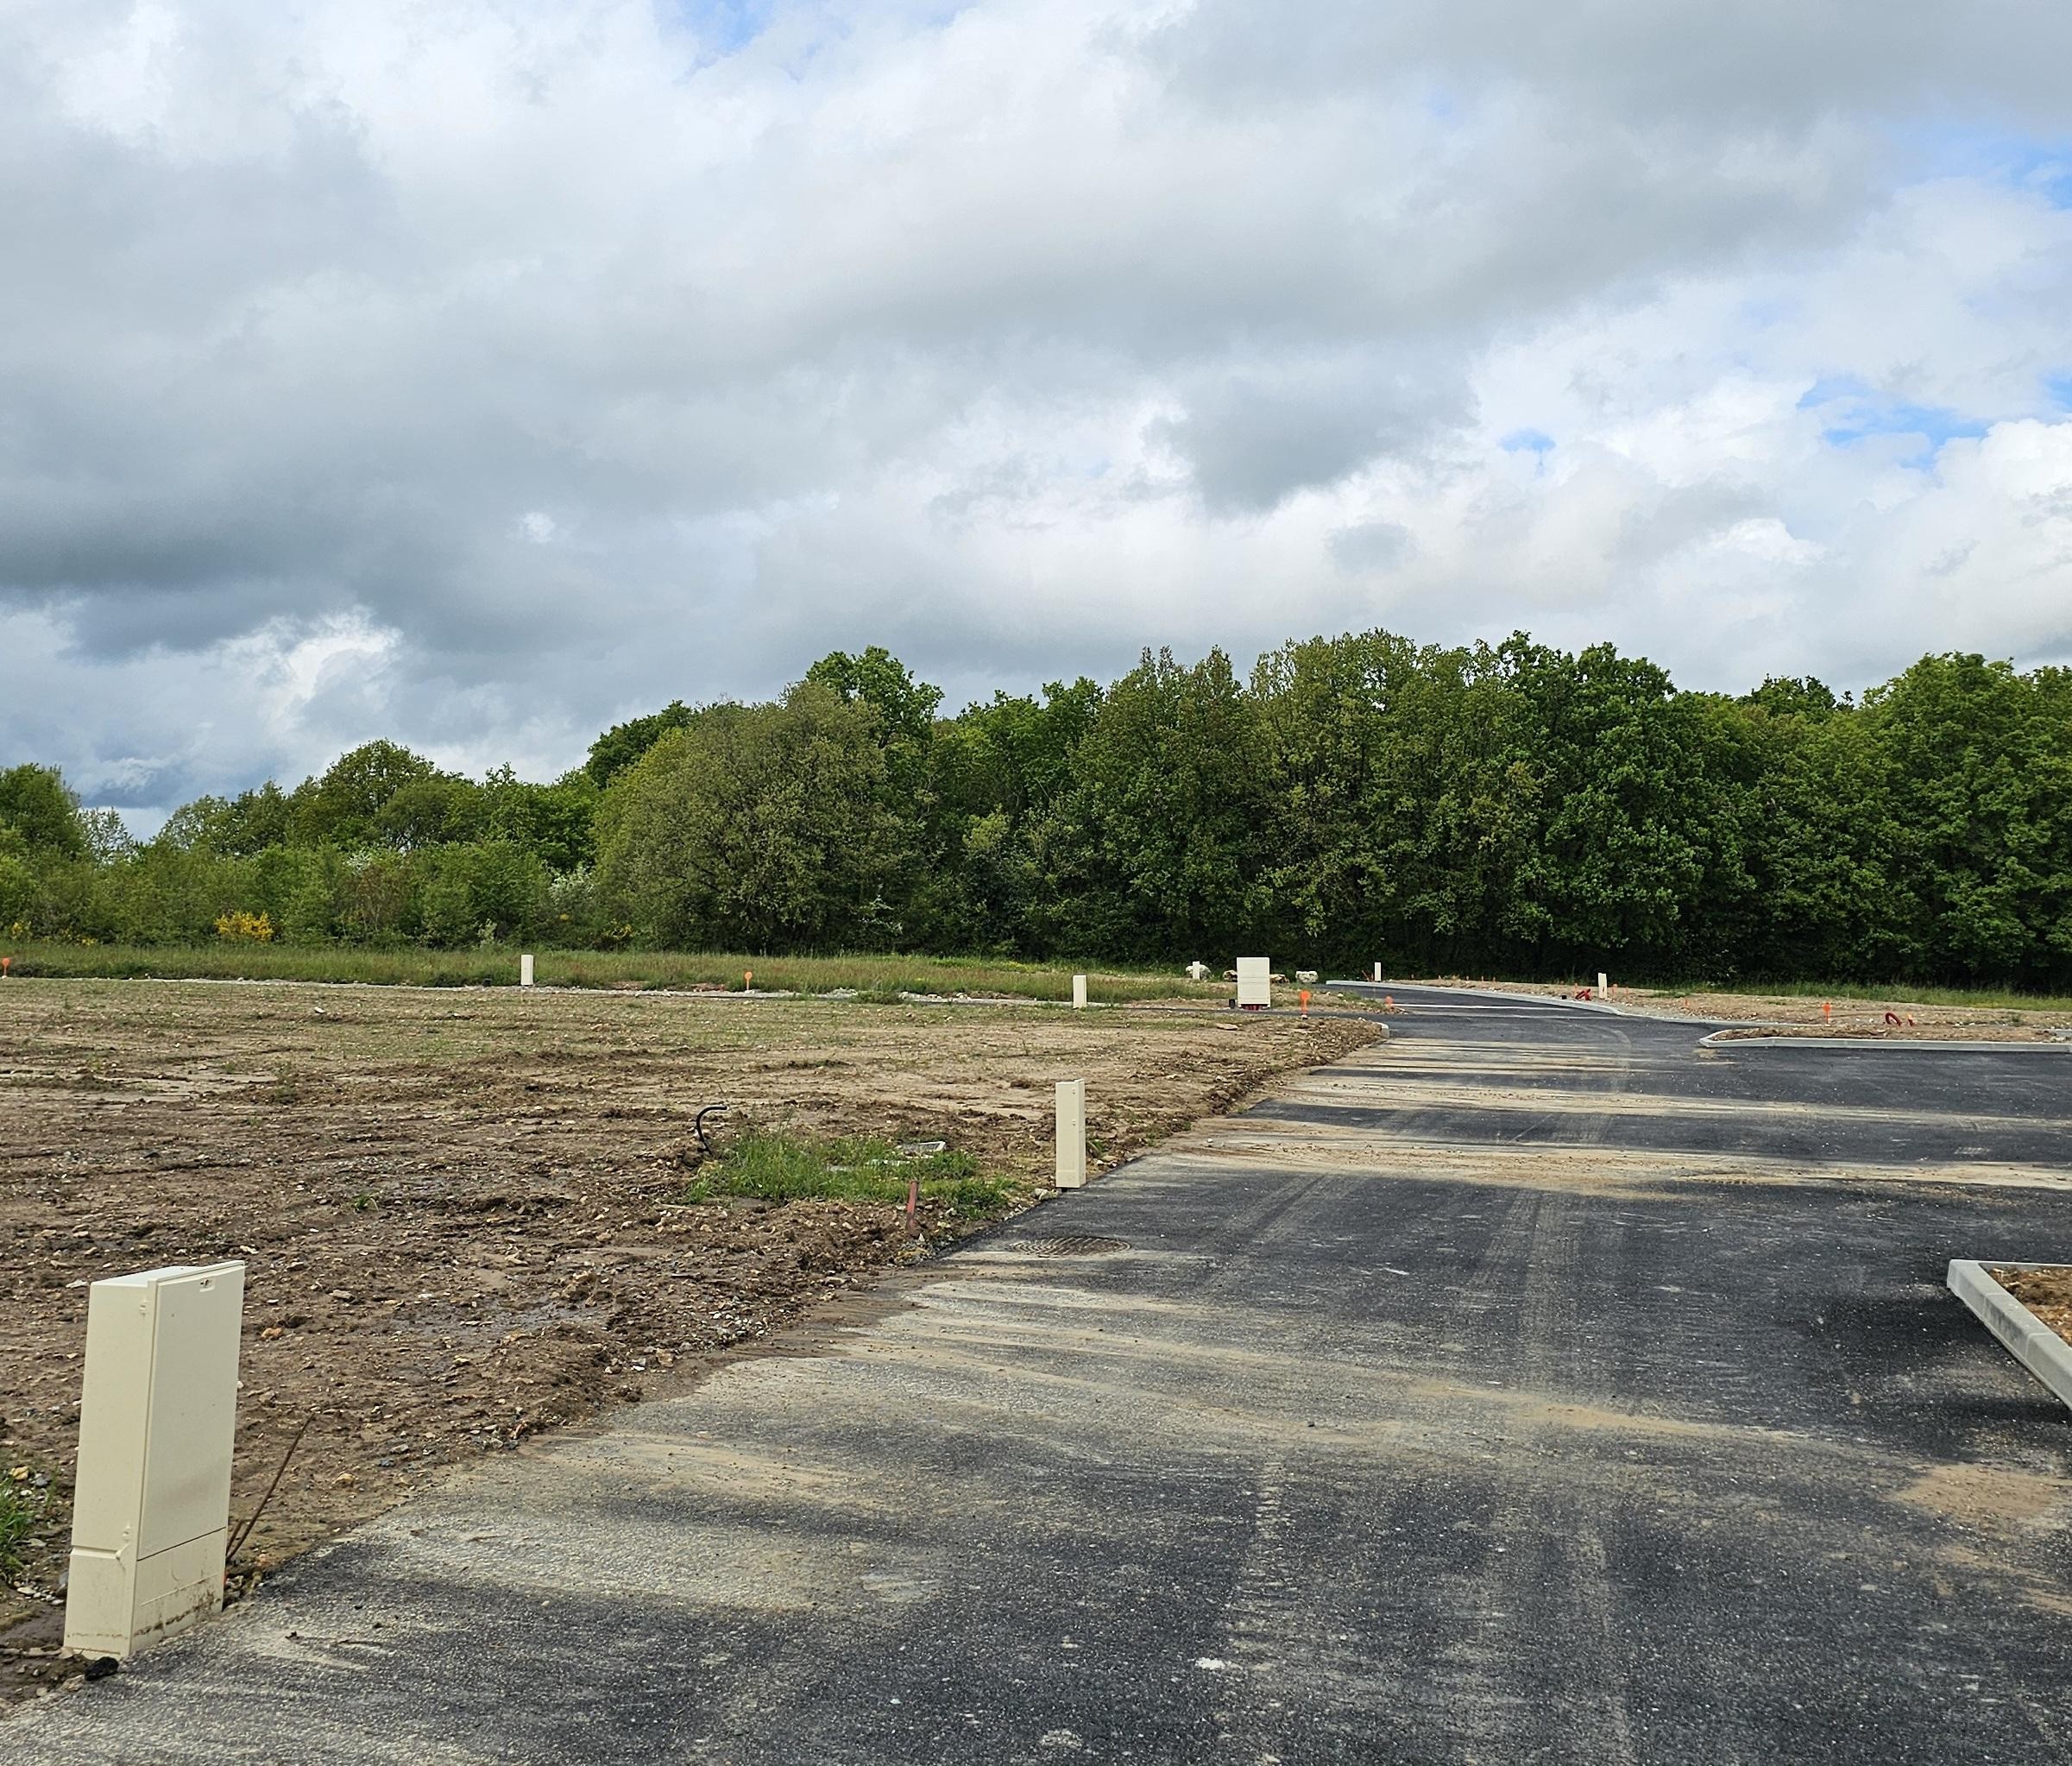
[1236,956,1271,1010]
[1072,974,1088,1010]
[520,953,534,988]
[1373,962,1382,983]
[66,1262,245,1662]
[1597,971,1609,999]
[1055,1080,1087,1189]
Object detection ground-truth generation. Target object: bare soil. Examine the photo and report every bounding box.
[0,980,1379,1695]
[1993,1265,2072,1349]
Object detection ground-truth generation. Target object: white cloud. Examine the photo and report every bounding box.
[2,0,2069,815]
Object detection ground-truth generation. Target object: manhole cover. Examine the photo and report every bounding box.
[1023,1235,1129,1258]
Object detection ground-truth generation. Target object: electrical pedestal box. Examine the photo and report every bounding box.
[1055,1080,1087,1189]
[1236,956,1272,1010]
[64,1262,245,1661]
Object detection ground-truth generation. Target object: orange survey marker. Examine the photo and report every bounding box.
[1823,1000,1832,1020]
[1299,988,1311,1016]
[743,969,753,991]
[0,956,9,977]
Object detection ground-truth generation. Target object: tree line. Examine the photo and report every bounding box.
[3,631,2069,987]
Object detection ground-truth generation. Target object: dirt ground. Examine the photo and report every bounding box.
[0,979,1380,1696]
[1412,976,2072,1041]
[1993,1265,2072,1349]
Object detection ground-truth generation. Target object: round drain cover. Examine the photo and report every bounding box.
[1023,1234,1129,1258]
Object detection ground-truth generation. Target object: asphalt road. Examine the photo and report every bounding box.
[11,985,2072,1763]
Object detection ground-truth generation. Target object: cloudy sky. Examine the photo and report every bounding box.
[6,0,2072,823]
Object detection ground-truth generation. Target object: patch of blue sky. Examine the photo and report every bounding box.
[1799,376,1987,455]
[1905,123,2072,208]
[2046,373,2072,413]
[1500,428,1554,455]
[663,0,778,54]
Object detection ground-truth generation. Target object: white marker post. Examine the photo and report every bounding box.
[65,1263,245,1662]
[1055,1080,1087,1189]
[1597,971,1609,998]
[520,953,535,988]
[1373,962,1383,983]
[1236,957,1272,1010]
[1071,974,1088,1010]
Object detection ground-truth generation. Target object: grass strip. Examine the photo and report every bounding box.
[0,942,1218,1003]
[1674,979,2072,1015]
[683,1132,1016,1220]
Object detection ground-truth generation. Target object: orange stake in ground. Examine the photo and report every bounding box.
[1299,988,1311,1016]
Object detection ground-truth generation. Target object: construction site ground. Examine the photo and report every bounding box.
[0,978,1378,1699]
[7,981,2071,1762]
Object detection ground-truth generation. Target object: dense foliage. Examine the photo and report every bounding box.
[5,634,2069,987]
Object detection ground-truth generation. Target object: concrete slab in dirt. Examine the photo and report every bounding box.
[10,983,2072,1763]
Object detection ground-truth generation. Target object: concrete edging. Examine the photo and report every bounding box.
[1947,1258,2072,1411]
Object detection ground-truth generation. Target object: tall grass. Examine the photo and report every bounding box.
[0,1484,40,1582]
[0,940,1219,1003]
[1687,978,2072,1015]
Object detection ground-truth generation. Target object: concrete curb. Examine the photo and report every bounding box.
[1947,1259,2072,1412]
[1699,1030,2072,1053]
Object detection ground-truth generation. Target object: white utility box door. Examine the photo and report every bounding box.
[1236,956,1272,1009]
[65,1262,245,1661]
[1055,1080,1087,1189]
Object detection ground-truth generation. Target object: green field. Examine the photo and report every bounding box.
[0,941,1220,1004]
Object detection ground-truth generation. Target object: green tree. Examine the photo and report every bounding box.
[595,683,907,950]
[292,741,439,848]
[0,764,86,857]
[1042,647,1269,960]
[585,702,696,790]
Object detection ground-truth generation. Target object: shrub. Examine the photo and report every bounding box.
[214,910,275,943]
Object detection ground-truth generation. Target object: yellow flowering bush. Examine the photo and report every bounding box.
[214,911,275,943]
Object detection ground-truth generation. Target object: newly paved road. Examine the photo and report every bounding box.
[12,986,2072,1763]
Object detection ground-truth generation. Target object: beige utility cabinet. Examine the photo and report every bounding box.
[1055,1080,1087,1189]
[65,1262,245,1660]
[1236,956,1272,1009]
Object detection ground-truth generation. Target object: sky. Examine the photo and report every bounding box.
[4,0,2072,825]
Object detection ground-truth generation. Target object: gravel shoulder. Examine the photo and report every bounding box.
[0,979,1378,1697]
